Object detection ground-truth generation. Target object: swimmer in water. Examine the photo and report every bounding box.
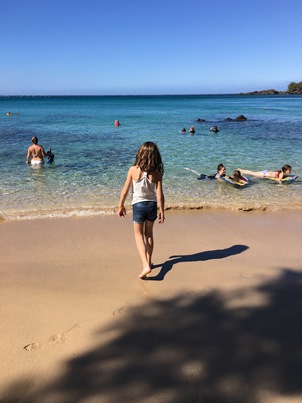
[215,163,228,180]
[231,170,249,184]
[210,126,219,133]
[238,165,292,183]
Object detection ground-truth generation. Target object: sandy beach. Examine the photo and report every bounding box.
[1,210,302,403]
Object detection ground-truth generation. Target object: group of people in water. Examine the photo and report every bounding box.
[215,163,293,184]
[181,126,196,134]
[181,125,219,134]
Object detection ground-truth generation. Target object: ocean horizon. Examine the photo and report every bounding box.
[1,94,301,220]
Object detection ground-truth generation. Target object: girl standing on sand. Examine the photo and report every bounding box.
[118,142,165,279]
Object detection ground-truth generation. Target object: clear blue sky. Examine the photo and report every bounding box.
[1,0,301,95]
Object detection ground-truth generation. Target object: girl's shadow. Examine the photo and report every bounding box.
[148,244,249,281]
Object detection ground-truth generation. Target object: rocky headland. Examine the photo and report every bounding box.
[240,81,302,95]
[240,89,301,95]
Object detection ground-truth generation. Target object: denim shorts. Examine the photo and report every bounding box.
[132,201,157,223]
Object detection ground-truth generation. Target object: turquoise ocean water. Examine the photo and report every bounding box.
[1,95,302,220]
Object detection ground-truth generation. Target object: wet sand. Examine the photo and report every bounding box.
[1,210,302,402]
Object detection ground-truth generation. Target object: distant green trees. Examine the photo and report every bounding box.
[288,81,302,93]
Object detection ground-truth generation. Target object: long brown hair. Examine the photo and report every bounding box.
[232,170,242,181]
[134,142,164,174]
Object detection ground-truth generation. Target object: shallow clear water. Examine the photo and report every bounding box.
[1,95,301,220]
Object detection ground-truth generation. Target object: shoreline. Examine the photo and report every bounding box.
[2,202,302,221]
[1,210,302,402]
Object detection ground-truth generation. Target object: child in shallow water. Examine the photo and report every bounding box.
[238,165,292,182]
[215,163,227,180]
[231,170,249,185]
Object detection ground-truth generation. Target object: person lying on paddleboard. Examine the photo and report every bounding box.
[229,170,249,185]
[215,163,231,181]
[238,165,292,183]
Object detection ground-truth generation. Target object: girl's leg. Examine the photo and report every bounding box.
[133,222,151,278]
[144,219,155,267]
[238,169,264,178]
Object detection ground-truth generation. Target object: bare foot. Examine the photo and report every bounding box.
[139,267,151,279]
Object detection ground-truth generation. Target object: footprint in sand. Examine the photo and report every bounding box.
[241,270,253,278]
[23,342,41,351]
[23,324,82,351]
[112,305,128,316]
[47,324,82,345]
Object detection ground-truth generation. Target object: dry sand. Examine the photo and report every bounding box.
[1,210,302,403]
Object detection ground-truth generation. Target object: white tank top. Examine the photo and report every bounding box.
[132,172,157,205]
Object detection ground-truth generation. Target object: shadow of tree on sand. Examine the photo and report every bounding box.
[150,244,249,280]
[2,269,302,403]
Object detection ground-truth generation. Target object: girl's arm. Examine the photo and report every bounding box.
[240,176,249,184]
[156,175,165,224]
[278,171,284,183]
[118,168,133,217]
